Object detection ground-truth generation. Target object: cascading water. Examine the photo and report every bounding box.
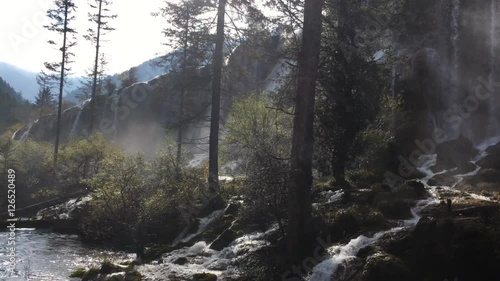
[69,99,91,139]
[307,140,500,281]
[20,120,38,142]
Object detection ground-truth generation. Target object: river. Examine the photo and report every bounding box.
[0,229,133,280]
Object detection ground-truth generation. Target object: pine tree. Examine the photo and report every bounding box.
[86,0,117,133]
[44,0,78,162]
[103,77,117,95]
[120,67,139,88]
[34,86,56,118]
[77,53,109,102]
[158,0,213,173]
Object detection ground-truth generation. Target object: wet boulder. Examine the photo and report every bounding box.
[361,252,410,281]
[173,257,188,265]
[477,141,500,170]
[193,272,217,281]
[434,135,478,171]
[210,229,238,251]
[376,200,413,220]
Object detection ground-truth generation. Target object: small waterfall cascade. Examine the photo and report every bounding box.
[70,99,91,139]
[307,139,500,281]
[20,120,38,142]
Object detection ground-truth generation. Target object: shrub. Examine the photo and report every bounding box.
[57,133,121,192]
[79,152,154,245]
[222,93,292,234]
[80,139,209,250]
[1,140,54,209]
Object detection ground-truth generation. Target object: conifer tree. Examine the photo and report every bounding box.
[157,0,213,172]
[86,0,117,133]
[43,0,77,162]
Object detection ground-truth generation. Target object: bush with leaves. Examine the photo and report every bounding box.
[222,92,292,234]
[0,140,54,209]
[79,151,154,247]
[351,95,406,172]
[57,133,121,192]
[80,139,208,251]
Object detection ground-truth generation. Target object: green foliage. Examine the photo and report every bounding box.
[0,78,32,135]
[319,204,385,237]
[0,140,54,210]
[80,152,153,243]
[80,138,208,247]
[34,85,56,118]
[58,133,120,190]
[223,92,292,173]
[222,92,292,232]
[352,95,404,171]
[346,169,384,189]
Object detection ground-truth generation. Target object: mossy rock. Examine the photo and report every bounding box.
[69,267,86,278]
[347,170,384,190]
[125,270,142,281]
[100,261,124,274]
[143,244,176,263]
[361,253,410,281]
[376,199,413,220]
[314,177,337,191]
[81,268,100,281]
[173,257,188,265]
[193,272,217,281]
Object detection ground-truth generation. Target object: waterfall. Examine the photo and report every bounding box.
[70,99,91,139]
[307,143,500,281]
[20,120,38,142]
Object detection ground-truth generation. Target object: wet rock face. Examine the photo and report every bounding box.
[376,217,500,281]
[193,273,217,281]
[477,141,500,170]
[433,135,478,171]
[360,252,410,281]
[210,229,238,251]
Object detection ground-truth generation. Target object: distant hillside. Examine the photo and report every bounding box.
[65,57,169,103]
[0,77,32,135]
[0,62,81,102]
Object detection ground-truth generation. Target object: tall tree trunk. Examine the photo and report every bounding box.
[54,1,69,163]
[89,0,103,134]
[176,16,190,177]
[208,0,226,194]
[287,0,323,264]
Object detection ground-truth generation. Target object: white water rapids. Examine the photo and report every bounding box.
[307,139,499,281]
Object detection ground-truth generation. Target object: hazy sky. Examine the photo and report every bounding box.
[0,0,168,76]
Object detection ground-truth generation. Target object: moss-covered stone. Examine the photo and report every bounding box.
[69,267,86,278]
[81,268,100,281]
[376,199,413,220]
[193,272,217,281]
[361,253,410,281]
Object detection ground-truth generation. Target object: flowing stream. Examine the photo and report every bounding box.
[307,138,499,281]
[0,229,133,280]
